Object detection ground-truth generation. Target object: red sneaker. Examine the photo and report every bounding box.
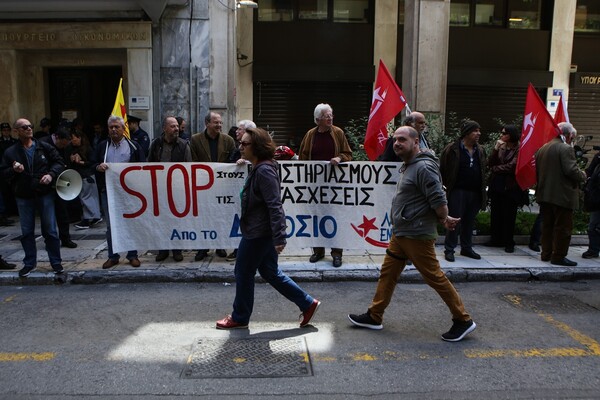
[300,299,321,327]
[216,315,248,330]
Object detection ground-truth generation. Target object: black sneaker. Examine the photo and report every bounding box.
[582,250,599,259]
[75,220,90,229]
[348,312,383,330]
[0,256,16,270]
[52,265,65,274]
[18,265,36,277]
[441,319,476,342]
[91,218,103,226]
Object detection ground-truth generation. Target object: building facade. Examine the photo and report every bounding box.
[0,0,598,150]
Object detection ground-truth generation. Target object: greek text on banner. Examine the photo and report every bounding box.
[105,161,401,253]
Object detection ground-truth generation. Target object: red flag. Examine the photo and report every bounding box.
[515,83,560,190]
[553,94,569,124]
[364,60,407,160]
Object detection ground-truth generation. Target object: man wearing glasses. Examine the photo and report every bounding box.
[189,111,236,262]
[0,118,66,277]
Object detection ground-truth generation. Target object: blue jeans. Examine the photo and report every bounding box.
[100,190,137,261]
[231,236,314,324]
[444,189,481,253]
[16,194,62,269]
[587,211,600,254]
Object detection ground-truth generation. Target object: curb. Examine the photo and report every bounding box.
[2,267,600,286]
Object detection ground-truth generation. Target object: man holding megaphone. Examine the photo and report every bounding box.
[0,118,66,278]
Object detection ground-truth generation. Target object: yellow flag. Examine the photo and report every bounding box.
[111,78,130,139]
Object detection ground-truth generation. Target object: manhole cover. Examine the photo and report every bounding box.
[182,337,312,379]
[503,294,598,313]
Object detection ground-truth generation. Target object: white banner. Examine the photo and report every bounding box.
[106,161,401,253]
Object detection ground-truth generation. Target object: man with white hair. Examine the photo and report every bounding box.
[229,119,257,164]
[535,122,586,266]
[298,103,352,268]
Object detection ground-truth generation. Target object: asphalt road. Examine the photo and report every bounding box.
[1,280,599,399]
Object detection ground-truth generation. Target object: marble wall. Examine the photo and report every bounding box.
[157,0,212,135]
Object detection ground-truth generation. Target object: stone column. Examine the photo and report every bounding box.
[373,0,398,74]
[235,7,254,122]
[402,0,450,120]
[548,0,576,104]
[128,48,154,139]
[208,0,235,129]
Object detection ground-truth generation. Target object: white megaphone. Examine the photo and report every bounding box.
[55,169,83,201]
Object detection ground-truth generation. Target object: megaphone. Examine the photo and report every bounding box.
[55,169,83,201]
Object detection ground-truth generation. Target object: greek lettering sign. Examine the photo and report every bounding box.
[106,161,401,253]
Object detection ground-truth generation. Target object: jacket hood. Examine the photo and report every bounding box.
[405,150,439,166]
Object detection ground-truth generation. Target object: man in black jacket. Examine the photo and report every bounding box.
[0,122,17,226]
[0,118,66,277]
[40,127,77,248]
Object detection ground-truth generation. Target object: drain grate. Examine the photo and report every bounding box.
[503,294,599,313]
[182,337,312,379]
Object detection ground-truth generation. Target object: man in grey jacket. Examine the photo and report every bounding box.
[348,126,476,342]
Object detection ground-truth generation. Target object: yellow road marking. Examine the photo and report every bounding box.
[465,294,600,359]
[2,295,17,303]
[352,352,377,361]
[539,312,600,355]
[0,352,55,362]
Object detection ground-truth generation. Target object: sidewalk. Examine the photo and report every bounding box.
[1,218,599,285]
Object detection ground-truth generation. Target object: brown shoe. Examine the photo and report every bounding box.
[102,259,119,269]
[129,258,141,268]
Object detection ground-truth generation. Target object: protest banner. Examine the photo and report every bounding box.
[106,161,401,253]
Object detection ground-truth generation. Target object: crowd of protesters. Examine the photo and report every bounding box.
[0,106,596,276]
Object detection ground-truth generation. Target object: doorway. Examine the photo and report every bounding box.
[48,67,123,131]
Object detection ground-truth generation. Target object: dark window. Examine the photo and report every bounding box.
[257,0,372,23]
[449,0,544,29]
[575,0,600,32]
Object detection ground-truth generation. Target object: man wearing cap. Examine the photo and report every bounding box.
[0,118,66,277]
[190,111,236,261]
[127,115,150,157]
[40,128,77,249]
[147,116,192,262]
[34,117,51,140]
[440,120,487,262]
[0,122,17,226]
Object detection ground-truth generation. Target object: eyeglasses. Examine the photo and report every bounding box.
[17,124,33,130]
[320,115,333,120]
[239,141,252,147]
